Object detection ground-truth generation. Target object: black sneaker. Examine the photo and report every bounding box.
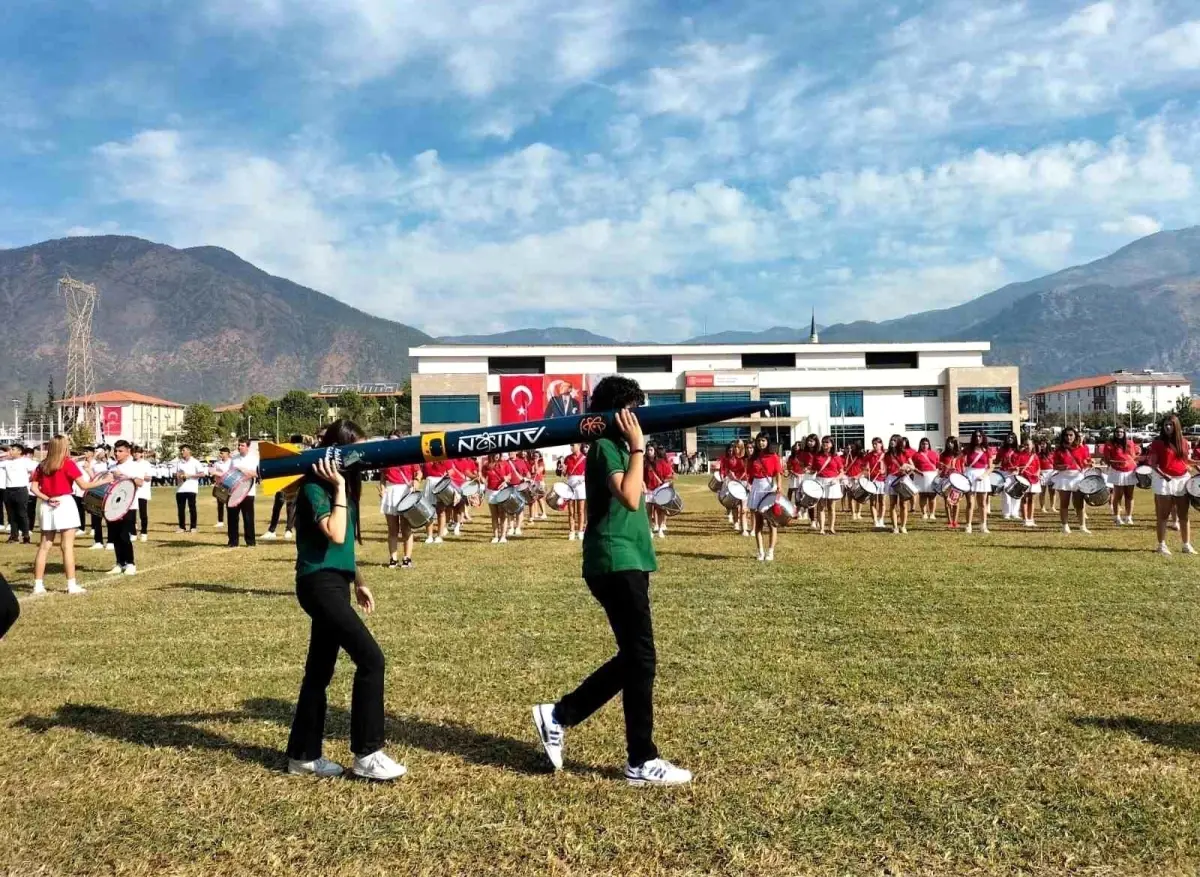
[401,557,413,569]
[388,558,399,569]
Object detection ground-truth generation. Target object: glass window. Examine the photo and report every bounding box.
[759,392,791,417]
[696,390,753,403]
[617,355,673,373]
[829,390,864,418]
[761,426,792,450]
[957,387,1012,414]
[645,393,684,450]
[696,425,752,456]
[904,423,940,432]
[831,424,865,450]
[645,392,683,405]
[742,352,796,369]
[958,420,1014,443]
[487,356,545,375]
[865,351,918,369]
[420,394,480,425]
[903,388,939,397]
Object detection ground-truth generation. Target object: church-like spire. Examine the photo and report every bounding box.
[809,309,819,344]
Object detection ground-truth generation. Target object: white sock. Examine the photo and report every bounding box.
[33,579,44,588]
[66,578,77,588]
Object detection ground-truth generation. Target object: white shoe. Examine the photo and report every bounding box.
[499,536,507,544]
[491,537,499,544]
[1062,525,1071,534]
[980,525,989,534]
[89,542,104,550]
[532,704,565,770]
[105,543,113,550]
[284,530,294,540]
[1125,517,1134,526]
[765,550,774,562]
[742,529,751,537]
[32,582,46,596]
[900,527,908,535]
[1184,544,1197,555]
[424,536,435,544]
[123,565,137,576]
[288,756,344,778]
[262,531,277,540]
[756,551,765,562]
[625,758,692,787]
[214,523,224,530]
[433,537,444,544]
[453,524,461,537]
[107,566,124,575]
[568,532,576,541]
[139,534,147,542]
[514,528,523,537]
[1170,521,1181,531]
[176,528,187,534]
[1113,516,1121,526]
[75,529,86,536]
[352,750,406,781]
[965,524,973,534]
[67,582,86,595]
[1079,526,1091,535]
[1024,520,1037,528]
[1158,542,1172,556]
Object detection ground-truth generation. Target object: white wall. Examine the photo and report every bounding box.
[418,356,488,375]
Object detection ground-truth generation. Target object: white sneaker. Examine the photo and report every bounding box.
[625,758,692,787]
[1158,542,1172,556]
[433,536,444,544]
[1170,521,1181,531]
[532,704,565,770]
[105,543,113,550]
[262,531,277,540]
[1062,525,1071,535]
[176,528,187,534]
[107,566,124,575]
[214,523,224,530]
[514,528,523,537]
[742,529,751,537]
[765,550,774,562]
[1113,516,1121,526]
[491,536,499,544]
[1024,520,1037,528]
[568,532,576,541]
[900,527,908,535]
[67,582,86,595]
[284,530,294,540]
[980,525,989,534]
[453,524,462,537]
[965,524,973,534]
[139,534,147,542]
[1125,517,1135,526]
[123,565,137,576]
[32,582,46,596]
[424,536,435,544]
[351,750,406,781]
[1184,544,1197,555]
[89,542,104,550]
[756,551,765,562]
[1079,526,1091,535]
[499,536,508,544]
[288,756,344,778]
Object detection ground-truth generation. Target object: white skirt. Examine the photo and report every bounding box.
[1152,473,1188,497]
[967,468,991,494]
[39,498,81,533]
[819,477,843,500]
[1054,471,1083,492]
[1106,470,1137,487]
[788,474,803,490]
[567,475,586,500]
[380,483,411,516]
[914,471,938,493]
[748,477,774,511]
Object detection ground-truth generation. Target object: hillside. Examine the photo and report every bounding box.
[0,236,430,403]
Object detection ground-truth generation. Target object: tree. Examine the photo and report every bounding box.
[157,433,178,461]
[216,410,242,442]
[180,404,218,453]
[332,390,368,426]
[1173,395,1199,428]
[69,422,95,451]
[22,391,37,427]
[273,390,325,438]
[1126,401,1151,428]
[45,376,56,422]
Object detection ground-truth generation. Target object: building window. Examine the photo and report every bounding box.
[829,390,864,418]
[957,387,1012,415]
[865,351,918,369]
[958,421,1014,443]
[904,423,940,432]
[759,392,791,416]
[420,395,480,425]
[742,352,796,369]
[487,356,545,375]
[903,388,938,398]
[697,390,753,403]
[763,426,792,450]
[645,392,683,405]
[696,425,752,454]
[643,392,684,450]
[831,424,865,449]
[616,354,673,373]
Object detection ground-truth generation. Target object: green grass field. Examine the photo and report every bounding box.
[2,476,1200,876]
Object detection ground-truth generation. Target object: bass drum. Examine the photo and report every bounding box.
[1187,475,1200,512]
[550,482,573,511]
[82,479,137,522]
[707,472,724,492]
[213,470,254,508]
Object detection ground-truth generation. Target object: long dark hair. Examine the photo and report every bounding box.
[316,419,366,545]
[804,433,819,453]
[752,431,777,458]
[886,434,903,457]
[1058,427,1079,450]
[918,437,932,453]
[966,430,988,452]
[943,437,961,457]
[1159,414,1185,458]
[1002,432,1018,451]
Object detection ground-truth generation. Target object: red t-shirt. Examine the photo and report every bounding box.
[995,448,1015,471]
[939,452,964,475]
[32,459,82,498]
[484,460,514,491]
[1038,452,1054,470]
[884,450,914,476]
[748,453,781,480]
[912,449,938,472]
[381,464,419,485]
[1009,450,1040,478]
[813,452,843,479]
[963,448,990,470]
[1147,438,1191,477]
[845,455,865,478]
[864,450,886,480]
[644,458,673,489]
[423,461,450,480]
[788,451,810,475]
[1052,445,1091,471]
[564,453,586,477]
[1101,440,1139,472]
[721,455,747,481]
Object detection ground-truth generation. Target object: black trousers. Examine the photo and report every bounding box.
[227,497,256,547]
[554,570,659,766]
[112,512,135,568]
[176,493,198,530]
[4,487,30,539]
[216,498,226,524]
[287,569,386,760]
[0,494,5,526]
[137,498,149,535]
[26,493,36,527]
[268,492,297,533]
[73,496,85,528]
[0,572,18,639]
[92,513,106,545]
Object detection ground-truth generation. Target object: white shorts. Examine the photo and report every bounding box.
[1106,470,1137,488]
[967,468,991,494]
[749,478,774,511]
[1152,474,1188,497]
[567,475,586,501]
[1054,471,1083,492]
[380,483,411,516]
[914,471,938,493]
[39,498,81,533]
[819,477,843,500]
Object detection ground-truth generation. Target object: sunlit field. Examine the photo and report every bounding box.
[2,476,1200,876]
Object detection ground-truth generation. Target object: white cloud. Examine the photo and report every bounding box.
[621,40,772,123]
[1101,214,1163,236]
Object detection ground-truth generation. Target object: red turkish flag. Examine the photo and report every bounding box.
[499,375,541,424]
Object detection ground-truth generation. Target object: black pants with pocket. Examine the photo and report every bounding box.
[112,512,135,568]
[554,570,659,767]
[287,569,386,760]
[137,498,149,535]
[0,572,18,639]
[176,493,198,530]
[4,487,30,539]
[227,497,256,547]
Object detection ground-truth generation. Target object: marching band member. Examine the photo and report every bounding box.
[286,419,405,782]
[1101,427,1139,525]
[23,446,39,527]
[884,435,915,534]
[864,437,887,529]
[799,434,821,529]
[1052,427,1091,535]
[174,445,206,533]
[130,446,152,542]
[71,446,94,535]
[227,438,259,548]
[719,442,748,532]
[1037,440,1055,514]
[510,451,532,537]
[451,454,480,533]
[996,433,1019,521]
[643,444,673,538]
[482,452,514,544]
[3,444,32,544]
[813,435,844,535]
[29,435,112,596]
[421,457,452,545]
[939,437,964,529]
[1010,436,1041,527]
[1146,415,1194,556]
[210,447,233,530]
[530,451,548,521]
[107,440,143,575]
[963,430,992,535]
[379,455,420,568]
[87,447,112,550]
[843,442,865,519]
[747,433,784,561]
[564,443,587,541]
[786,440,807,506]
[913,438,939,521]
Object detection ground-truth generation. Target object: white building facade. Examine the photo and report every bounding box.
[55,390,185,448]
[1031,371,1191,421]
[409,342,1020,454]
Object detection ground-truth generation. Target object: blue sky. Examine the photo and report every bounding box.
[3,0,1200,340]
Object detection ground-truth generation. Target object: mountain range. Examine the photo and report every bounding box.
[1,228,1198,404]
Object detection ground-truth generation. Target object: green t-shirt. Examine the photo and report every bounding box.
[581,438,657,577]
[294,480,358,577]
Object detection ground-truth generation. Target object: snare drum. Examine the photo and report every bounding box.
[550,482,573,511]
[82,479,137,522]
[380,483,412,516]
[212,469,254,508]
[1004,474,1032,499]
[892,475,918,501]
[849,475,880,503]
[396,491,435,528]
[1186,475,1200,511]
[945,472,971,505]
[717,479,748,510]
[493,486,526,517]
[1135,465,1154,490]
[1077,469,1111,506]
[707,472,724,492]
[429,475,460,508]
[756,492,797,527]
[460,480,483,506]
[650,484,684,517]
[987,471,1007,494]
[797,477,823,509]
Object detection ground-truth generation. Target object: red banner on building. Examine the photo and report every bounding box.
[102,406,123,437]
[499,375,584,424]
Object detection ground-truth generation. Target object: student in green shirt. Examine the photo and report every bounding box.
[286,420,405,783]
[532,376,692,787]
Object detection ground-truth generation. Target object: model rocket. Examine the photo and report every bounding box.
[258,399,776,496]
